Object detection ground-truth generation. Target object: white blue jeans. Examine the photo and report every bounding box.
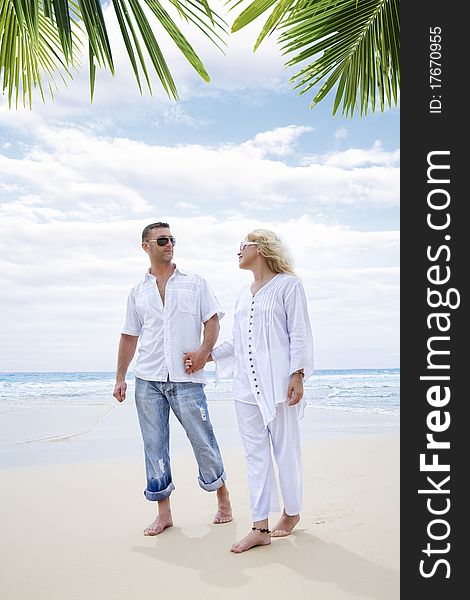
[134,377,226,501]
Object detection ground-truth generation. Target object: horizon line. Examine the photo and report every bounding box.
[0,367,400,375]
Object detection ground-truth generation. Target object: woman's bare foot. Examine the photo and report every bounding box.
[231,528,271,553]
[270,511,300,537]
[143,515,173,536]
[213,484,233,524]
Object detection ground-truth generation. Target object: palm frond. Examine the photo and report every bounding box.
[281,0,400,115]
[89,0,228,98]
[1,0,228,107]
[229,0,400,116]
[1,0,80,107]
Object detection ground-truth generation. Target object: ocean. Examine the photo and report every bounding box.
[0,369,399,416]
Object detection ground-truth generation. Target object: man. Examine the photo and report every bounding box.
[113,221,232,536]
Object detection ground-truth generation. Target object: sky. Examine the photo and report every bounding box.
[0,4,399,372]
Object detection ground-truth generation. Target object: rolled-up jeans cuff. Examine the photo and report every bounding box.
[144,482,175,501]
[198,470,226,492]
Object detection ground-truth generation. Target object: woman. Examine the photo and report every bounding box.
[186,229,313,553]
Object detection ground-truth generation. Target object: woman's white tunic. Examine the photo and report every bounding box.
[211,273,314,427]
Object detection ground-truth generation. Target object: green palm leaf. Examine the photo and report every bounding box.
[230,0,400,116]
[1,0,80,108]
[1,0,227,107]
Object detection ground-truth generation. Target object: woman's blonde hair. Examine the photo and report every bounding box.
[246,229,296,275]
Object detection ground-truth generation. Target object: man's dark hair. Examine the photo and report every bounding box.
[142,222,170,242]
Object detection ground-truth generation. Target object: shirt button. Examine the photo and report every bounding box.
[257,392,260,395]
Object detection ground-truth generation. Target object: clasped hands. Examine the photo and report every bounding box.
[183,349,303,407]
[183,348,210,374]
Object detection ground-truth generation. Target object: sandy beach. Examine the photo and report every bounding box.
[0,402,399,600]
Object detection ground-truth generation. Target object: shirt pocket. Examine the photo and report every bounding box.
[177,290,197,315]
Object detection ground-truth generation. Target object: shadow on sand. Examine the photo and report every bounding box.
[131,524,398,599]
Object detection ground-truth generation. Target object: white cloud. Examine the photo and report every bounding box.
[334,128,348,141]
[240,125,312,158]
[319,140,400,168]
[0,122,398,224]
[174,202,200,212]
[0,212,398,370]
[163,105,211,128]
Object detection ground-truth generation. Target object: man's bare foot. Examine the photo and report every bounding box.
[213,485,233,524]
[270,511,300,537]
[231,529,271,553]
[143,515,173,536]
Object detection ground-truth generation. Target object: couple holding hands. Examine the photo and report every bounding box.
[113,222,313,553]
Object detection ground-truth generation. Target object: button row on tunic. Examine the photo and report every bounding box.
[249,299,259,393]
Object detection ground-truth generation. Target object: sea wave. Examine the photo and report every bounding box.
[0,370,400,416]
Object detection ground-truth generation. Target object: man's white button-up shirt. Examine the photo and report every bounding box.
[122,266,224,383]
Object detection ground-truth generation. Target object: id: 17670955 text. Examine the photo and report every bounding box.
[429,26,443,114]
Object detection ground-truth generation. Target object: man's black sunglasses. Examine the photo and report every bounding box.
[146,236,176,247]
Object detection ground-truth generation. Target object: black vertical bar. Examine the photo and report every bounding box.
[401,2,464,597]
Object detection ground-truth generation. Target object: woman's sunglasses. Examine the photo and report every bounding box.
[239,241,258,251]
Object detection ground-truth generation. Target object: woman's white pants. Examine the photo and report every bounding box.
[235,399,302,522]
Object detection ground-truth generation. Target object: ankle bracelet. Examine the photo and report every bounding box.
[252,526,271,534]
